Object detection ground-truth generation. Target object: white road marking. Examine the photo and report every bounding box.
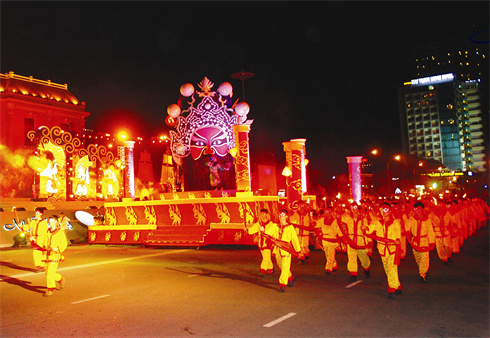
[72,294,111,304]
[345,280,363,288]
[263,313,297,327]
[188,274,200,277]
[0,249,189,281]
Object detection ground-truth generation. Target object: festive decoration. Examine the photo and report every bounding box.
[27,125,121,201]
[167,77,253,191]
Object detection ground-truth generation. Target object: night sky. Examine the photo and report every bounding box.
[2,2,488,178]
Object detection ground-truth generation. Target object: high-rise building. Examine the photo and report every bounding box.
[398,73,486,172]
[399,31,488,174]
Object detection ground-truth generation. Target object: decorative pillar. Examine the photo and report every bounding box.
[346,156,363,203]
[232,124,252,192]
[282,138,307,211]
[123,141,135,199]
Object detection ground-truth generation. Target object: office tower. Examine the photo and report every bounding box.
[398,73,486,172]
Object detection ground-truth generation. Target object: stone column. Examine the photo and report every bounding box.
[346,156,363,203]
[282,138,307,211]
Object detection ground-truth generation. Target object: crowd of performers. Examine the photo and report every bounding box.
[16,207,69,297]
[245,196,489,299]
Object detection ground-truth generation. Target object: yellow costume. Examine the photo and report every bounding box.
[405,214,435,281]
[267,223,302,289]
[317,217,342,273]
[365,218,402,293]
[289,210,312,262]
[246,220,275,275]
[43,226,68,295]
[23,217,48,269]
[340,213,371,279]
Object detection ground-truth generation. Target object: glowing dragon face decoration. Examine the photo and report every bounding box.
[167,78,251,163]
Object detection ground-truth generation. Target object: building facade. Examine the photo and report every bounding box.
[0,71,90,150]
[0,71,91,199]
[398,73,487,172]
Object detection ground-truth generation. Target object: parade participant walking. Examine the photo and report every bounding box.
[363,203,402,299]
[392,201,408,259]
[58,212,71,246]
[448,201,463,254]
[429,200,451,265]
[262,209,303,292]
[339,202,371,282]
[316,207,342,274]
[290,201,313,264]
[23,207,49,272]
[438,202,454,264]
[245,209,275,277]
[405,202,435,283]
[43,215,68,297]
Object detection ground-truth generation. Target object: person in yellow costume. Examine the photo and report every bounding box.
[339,203,371,282]
[448,201,463,254]
[316,207,342,274]
[43,215,68,297]
[289,201,313,265]
[438,201,454,264]
[23,207,49,272]
[263,209,303,292]
[363,203,402,299]
[245,209,275,277]
[405,202,435,283]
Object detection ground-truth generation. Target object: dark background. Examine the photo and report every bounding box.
[2,1,488,180]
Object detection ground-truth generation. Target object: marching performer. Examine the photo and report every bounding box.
[290,201,313,264]
[363,203,402,299]
[316,207,342,274]
[262,209,303,292]
[43,215,68,297]
[405,202,435,283]
[339,202,371,282]
[23,207,49,272]
[245,209,275,277]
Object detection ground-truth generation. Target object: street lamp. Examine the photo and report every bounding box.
[231,71,255,102]
[387,155,401,197]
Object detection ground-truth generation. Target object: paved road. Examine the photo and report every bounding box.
[1,225,488,338]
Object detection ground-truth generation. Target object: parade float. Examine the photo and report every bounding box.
[88,77,310,247]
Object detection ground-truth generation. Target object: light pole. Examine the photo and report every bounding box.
[387,155,401,197]
[231,71,255,102]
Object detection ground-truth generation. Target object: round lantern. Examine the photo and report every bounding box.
[235,102,250,116]
[180,83,195,97]
[167,104,181,118]
[218,82,233,96]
